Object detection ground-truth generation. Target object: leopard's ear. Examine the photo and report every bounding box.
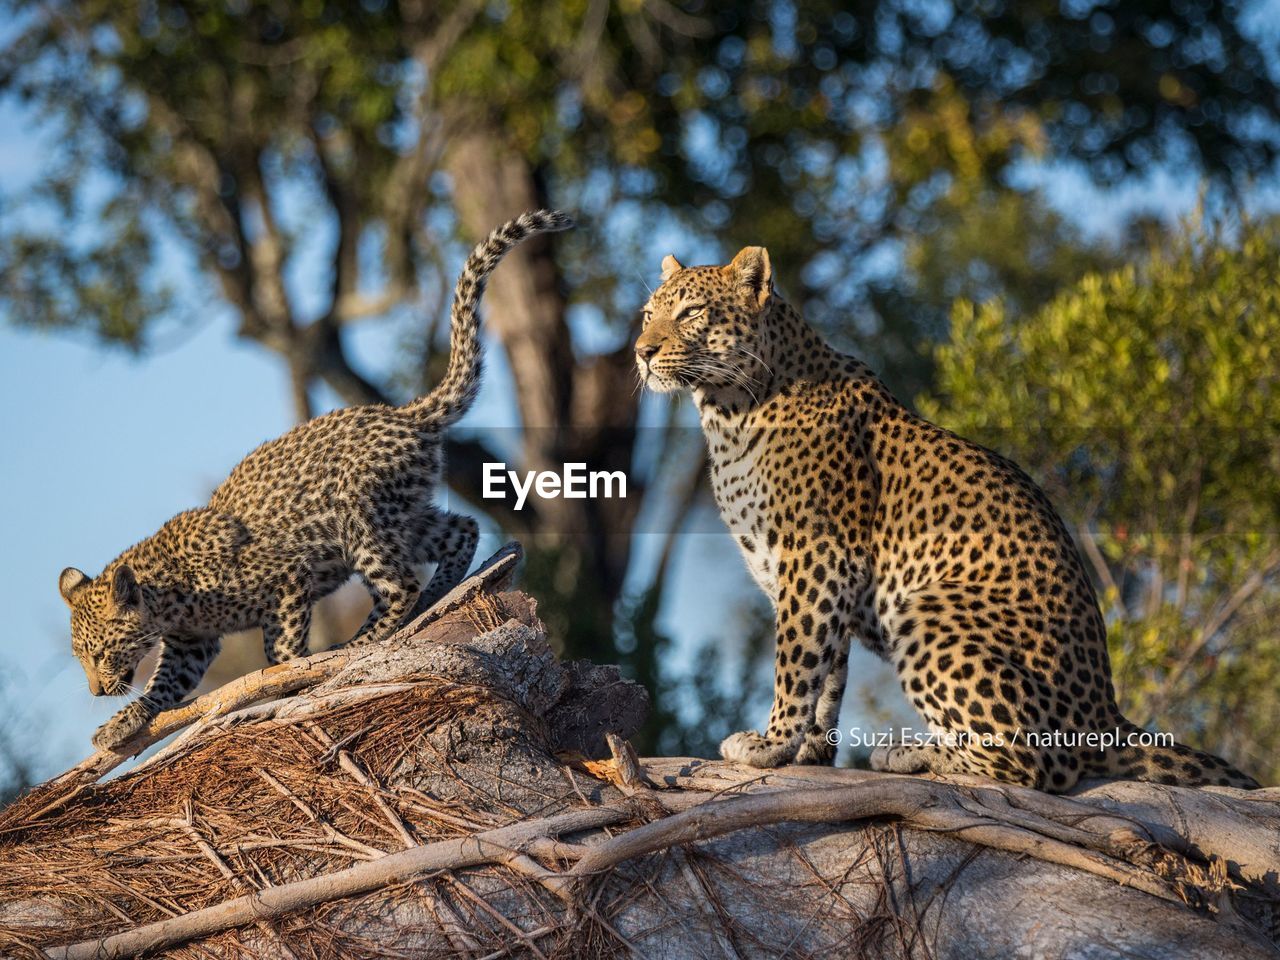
[660,254,684,280]
[728,246,773,308]
[111,564,140,610]
[59,567,89,605]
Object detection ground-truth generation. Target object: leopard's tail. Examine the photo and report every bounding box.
[1086,718,1260,788]
[405,209,574,428]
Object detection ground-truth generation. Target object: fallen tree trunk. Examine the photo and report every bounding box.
[1,546,1277,959]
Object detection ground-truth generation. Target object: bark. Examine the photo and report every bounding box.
[2,546,1276,960]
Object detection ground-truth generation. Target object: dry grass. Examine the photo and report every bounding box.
[0,678,519,958]
[0,666,945,959]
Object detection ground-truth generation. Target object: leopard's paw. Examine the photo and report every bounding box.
[719,730,797,768]
[869,743,930,774]
[92,701,154,751]
[794,734,837,766]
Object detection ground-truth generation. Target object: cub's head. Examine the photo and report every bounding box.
[58,565,153,697]
[635,246,775,395]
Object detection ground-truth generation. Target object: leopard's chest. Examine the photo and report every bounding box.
[703,418,778,598]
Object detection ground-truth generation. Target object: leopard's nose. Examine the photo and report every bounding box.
[636,343,660,361]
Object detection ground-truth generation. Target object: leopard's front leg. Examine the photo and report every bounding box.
[721,544,856,768]
[93,634,220,751]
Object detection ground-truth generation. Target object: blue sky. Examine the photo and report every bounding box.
[3,55,1280,782]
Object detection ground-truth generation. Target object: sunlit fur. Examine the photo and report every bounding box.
[59,210,573,752]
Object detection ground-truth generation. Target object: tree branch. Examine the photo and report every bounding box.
[568,782,1190,907]
[47,767,1261,959]
[46,805,631,960]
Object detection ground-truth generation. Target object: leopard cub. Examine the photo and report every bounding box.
[60,209,572,750]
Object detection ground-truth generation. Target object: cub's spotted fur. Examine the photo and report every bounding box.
[60,209,573,750]
[635,247,1258,792]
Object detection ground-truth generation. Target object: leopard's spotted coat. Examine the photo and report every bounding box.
[60,209,572,750]
[635,247,1258,792]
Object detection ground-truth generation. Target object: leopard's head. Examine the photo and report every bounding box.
[59,564,155,697]
[635,247,776,395]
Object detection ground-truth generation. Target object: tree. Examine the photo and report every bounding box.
[923,215,1280,783]
[3,0,1278,751]
[3,562,1277,957]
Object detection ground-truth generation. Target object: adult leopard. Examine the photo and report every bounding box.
[634,246,1258,792]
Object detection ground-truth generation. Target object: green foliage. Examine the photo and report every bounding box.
[0,196,171,348]
[650,0,1280,380]
[0,0,416,347]
[872,185,1127,391]
[923,217,1280,781]
[5,0,1279,375]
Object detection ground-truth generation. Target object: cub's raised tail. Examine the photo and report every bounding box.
[406,208,574,427]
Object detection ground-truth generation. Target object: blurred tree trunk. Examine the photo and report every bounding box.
[446,128,574,439]
[444,123,645,661]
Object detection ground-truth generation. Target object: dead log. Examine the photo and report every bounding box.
[0,544,1277,959]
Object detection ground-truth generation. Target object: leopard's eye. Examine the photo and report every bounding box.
[678,305,705,322]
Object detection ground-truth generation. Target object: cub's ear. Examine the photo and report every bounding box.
[111,564,140,610]
[660,254,684,280]
[59,567,89,605]
[728,246,773,308]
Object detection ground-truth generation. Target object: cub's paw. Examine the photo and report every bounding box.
[719,730,798,768]
[92,701,155,751]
